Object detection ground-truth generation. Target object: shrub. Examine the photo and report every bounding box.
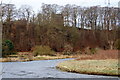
[75,50,82,54]
[90,48,97,54]
[84,47,97,54]
[63,45,73,55]
[2,40,16,57]
[33,45,55,56]
[114,39,120,50]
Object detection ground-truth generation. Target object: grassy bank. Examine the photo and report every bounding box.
[1,55,75,62]
[33,55,74,60]
[56,59,119,76]
[56,50,119,76]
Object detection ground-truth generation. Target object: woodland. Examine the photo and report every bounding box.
[1,3,120,56]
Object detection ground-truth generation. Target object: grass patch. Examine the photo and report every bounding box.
[56,59,119,76]
[1,54,75,62]
[33,55,74,60]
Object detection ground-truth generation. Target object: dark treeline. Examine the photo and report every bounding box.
[1,3,120,52]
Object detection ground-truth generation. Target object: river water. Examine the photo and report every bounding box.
[1,58,118,78]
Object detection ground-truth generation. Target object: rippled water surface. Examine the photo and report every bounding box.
[1,58,118,78]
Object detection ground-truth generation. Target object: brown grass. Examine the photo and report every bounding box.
[56,59,119,76]
[76,50,119,60]
[1,54,75,62]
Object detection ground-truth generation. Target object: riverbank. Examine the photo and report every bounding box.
[0,55,76,62]
[3,58,113,78]
[56,59,119,76]
[56,50,119,76]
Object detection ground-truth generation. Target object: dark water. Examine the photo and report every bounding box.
[1,58,118,78]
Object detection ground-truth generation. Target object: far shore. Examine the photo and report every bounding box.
[0,55,76,62]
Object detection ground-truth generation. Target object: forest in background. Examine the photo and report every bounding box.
[0,3,120,54]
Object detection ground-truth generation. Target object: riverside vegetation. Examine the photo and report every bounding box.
[1,3,120,76]
[1,45,76,62]
[56,50,119,76]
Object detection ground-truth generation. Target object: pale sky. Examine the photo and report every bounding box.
[1,0,120,12]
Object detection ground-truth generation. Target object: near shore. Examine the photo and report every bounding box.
[56,50,119,76]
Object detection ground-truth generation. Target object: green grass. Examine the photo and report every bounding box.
[56,59,119,76]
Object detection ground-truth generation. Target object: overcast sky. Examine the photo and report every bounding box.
[1,0,120,12]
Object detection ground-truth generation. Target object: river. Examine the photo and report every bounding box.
[1,58,119,78]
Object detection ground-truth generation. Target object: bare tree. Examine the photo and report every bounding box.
[71,5,78,27]
[18,5,33,22]
[62,4,72,26]
[2,3,16,40]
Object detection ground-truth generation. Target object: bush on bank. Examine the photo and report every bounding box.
[2,40,16,57]
[33,45,55,56]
